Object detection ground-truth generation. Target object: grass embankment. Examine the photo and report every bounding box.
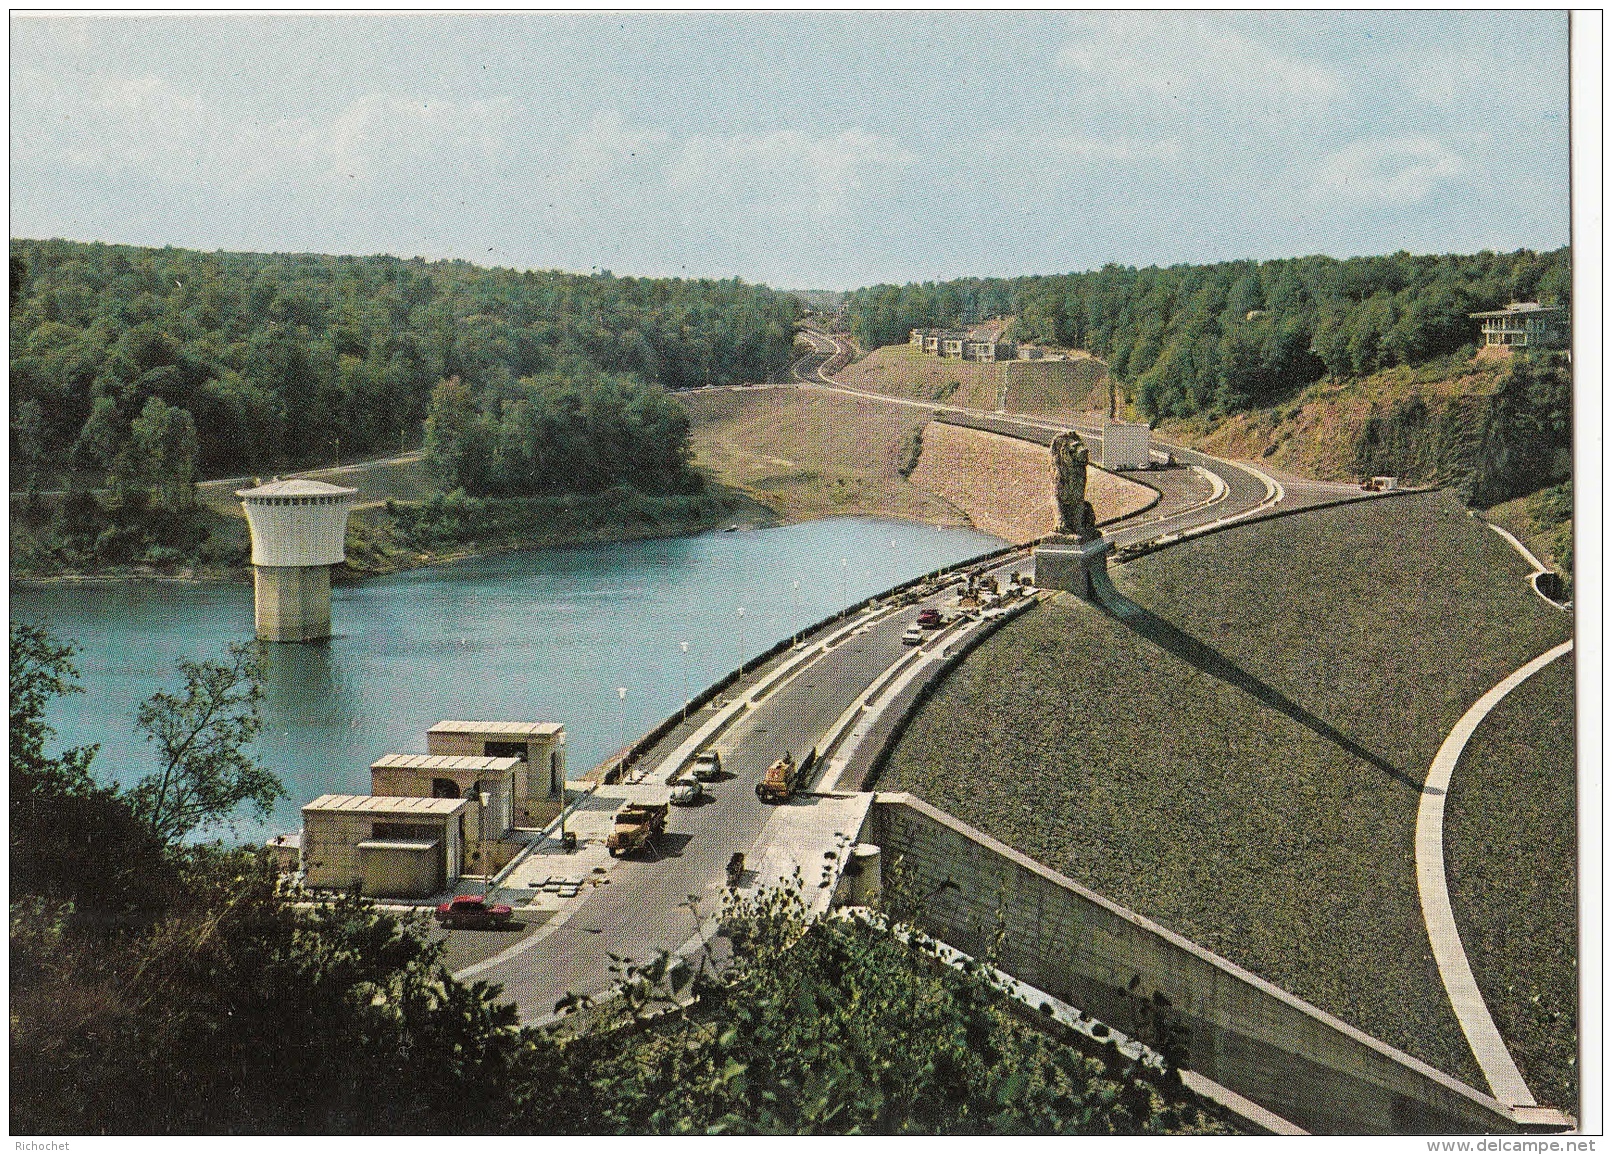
[881,491,1573,1094]
[835,345,1108,418]
[1480,482,1574,582]
[678,387,972,528]
[908,423,1155,543]
[1001,357,1110,417]
[1444,657,1578,1114]
[837,345,1002,409]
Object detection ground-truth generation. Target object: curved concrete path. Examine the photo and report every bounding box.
[1415,640,1575,1107]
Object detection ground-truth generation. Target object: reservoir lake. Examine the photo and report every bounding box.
[12,517,1005,844]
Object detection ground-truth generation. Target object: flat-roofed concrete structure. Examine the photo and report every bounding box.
[236,478,358,643]
[301,793,470,897]
[369,753,519,845]
[962,338,1014,362]
[426,721,567,828]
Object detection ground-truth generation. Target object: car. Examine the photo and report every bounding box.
[901,625,925,646]
[916,608,944,629]
[435,894,514,930]
[691,750,723,781]
[670,775,704,805]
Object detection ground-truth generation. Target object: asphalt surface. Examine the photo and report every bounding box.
[453,582,990,1021]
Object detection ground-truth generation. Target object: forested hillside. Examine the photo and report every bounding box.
[845,248,1569,422]
[9,239,801,489]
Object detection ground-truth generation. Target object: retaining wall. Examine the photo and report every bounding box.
[867,792,1550,1136]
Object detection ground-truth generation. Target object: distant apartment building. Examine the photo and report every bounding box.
[1469,302,1564,350]
[909,327,1016,362]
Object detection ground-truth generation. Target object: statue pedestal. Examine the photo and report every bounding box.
[1033,535,1112,599]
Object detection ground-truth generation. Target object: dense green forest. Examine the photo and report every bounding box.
[9,238,801,490]
[12,622,1230,1136]
[845,248,1570,421]
[422,364,698,498]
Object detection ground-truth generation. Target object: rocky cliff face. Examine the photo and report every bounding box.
[1163,352,1572,510]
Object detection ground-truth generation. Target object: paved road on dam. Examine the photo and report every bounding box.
[449,326,1373,1020]
[451,571,1005,1022]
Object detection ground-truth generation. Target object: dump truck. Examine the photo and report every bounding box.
[606,800,669,857]
[755,748,816,803]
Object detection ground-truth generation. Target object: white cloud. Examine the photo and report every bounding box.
[1309,136,1465,203]
[559,110,670,186]
[1042,134,1183,164]
[666,128,915,220]
[15,66,516,190]
[1059,14,1341,107]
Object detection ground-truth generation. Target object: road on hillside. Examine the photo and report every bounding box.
[791,325,1366,536]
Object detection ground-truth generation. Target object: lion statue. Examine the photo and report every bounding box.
[1050,430,1098,540]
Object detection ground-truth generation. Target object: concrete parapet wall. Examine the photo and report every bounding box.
[867,793,1538,1135]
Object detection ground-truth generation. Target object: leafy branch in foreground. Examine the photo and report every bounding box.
[128,641,284,846]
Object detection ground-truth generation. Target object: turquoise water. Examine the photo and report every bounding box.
[12,518,1004,844]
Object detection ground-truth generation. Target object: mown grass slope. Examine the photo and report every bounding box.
[881,491,1573,1089]
[838,344,1003,409]
[677,387,970,527]
[1001,357,1109,415]
[1444,656,1578,1115]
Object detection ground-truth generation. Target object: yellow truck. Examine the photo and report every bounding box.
[755,748,816,803]
[606,800,669,857]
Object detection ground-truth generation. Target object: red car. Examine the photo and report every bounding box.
[916,608,945,629]
[434,894,514,930]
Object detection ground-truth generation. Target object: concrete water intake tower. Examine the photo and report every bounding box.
[236,478,358,642]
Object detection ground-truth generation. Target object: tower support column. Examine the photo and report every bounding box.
[253,564,333,642]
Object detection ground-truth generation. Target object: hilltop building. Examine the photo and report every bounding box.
[909,327,1017,362]
[1469,302,1564,350]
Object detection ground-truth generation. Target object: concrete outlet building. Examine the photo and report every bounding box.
[426,721,567,828]
[236,478,358,642]
[369,753,521,848]
[300,793,471,897]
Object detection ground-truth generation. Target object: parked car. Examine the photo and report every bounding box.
[670,775,704,805]
[916,607,944,629]
[901,625,925,645]
[691,749,724,780]
[435,894,514,930]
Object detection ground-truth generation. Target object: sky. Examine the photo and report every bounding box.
[10,11,1573,290]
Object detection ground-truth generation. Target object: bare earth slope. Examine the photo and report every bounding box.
[908,422,1155,543]
[1156,357,1511,484]
[880,491,1573,1102]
